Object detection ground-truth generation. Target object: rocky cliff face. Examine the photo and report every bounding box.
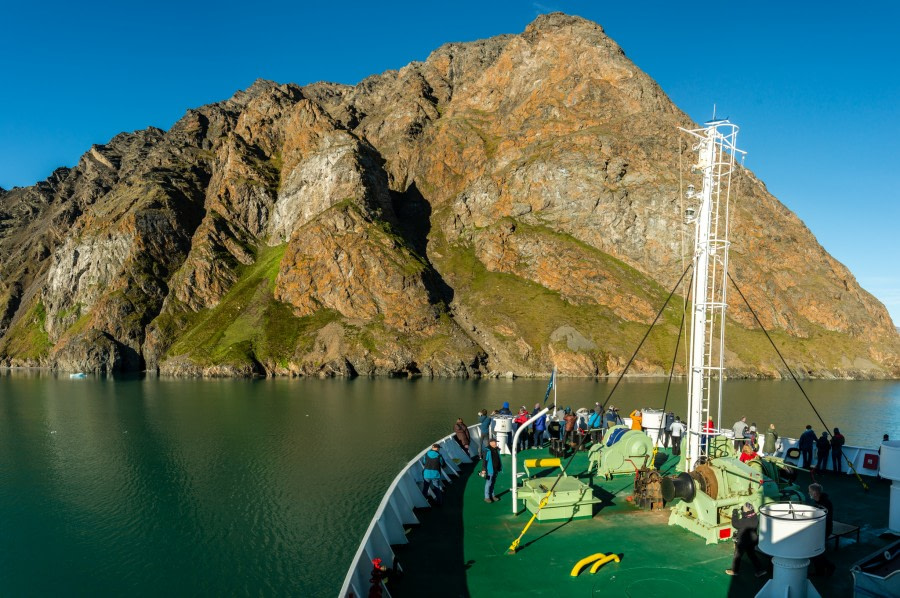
[1,13,897,378]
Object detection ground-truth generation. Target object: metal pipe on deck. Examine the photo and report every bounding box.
[511,408,550,514]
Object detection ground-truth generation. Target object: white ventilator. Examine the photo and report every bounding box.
[880,440,900,533]
[679,120,744,469]
[756,502,827,598]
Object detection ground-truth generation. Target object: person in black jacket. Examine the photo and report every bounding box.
[725,503,767,578]
[815,432,830,472]
[798,425,816,469]
[663,411,675,448]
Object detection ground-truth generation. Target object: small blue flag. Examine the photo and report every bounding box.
[542,368,556,405]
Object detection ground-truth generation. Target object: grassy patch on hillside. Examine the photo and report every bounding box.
[433,223,685,368]
[0,299,52,360]
[166,244,338,368]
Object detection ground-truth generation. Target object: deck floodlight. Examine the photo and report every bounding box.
[684,206,696,223]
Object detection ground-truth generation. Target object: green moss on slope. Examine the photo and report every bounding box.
[0,299,52,360]
[166,244,338,369]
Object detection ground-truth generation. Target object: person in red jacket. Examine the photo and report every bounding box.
[702,418,715,455]
[739,443,758,463]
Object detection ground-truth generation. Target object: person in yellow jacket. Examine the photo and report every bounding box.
[630,409,643,431]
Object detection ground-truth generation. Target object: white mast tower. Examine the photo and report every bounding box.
[680,119,744,471]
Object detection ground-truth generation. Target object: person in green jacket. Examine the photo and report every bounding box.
[762,423,778,456]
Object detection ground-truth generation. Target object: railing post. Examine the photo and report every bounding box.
[512,408,550,514]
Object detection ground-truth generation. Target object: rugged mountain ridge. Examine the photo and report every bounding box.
[1,13,898,378]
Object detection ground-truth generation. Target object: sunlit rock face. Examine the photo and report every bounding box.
[1,13,896,377]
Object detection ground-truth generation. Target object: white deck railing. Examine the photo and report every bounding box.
[773,437,882,476]
[338,424,481,598]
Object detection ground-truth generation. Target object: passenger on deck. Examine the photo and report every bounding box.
[588,408,604,445]
[725,503,767,578]
[513,408,529,451]
[670,416,685,456]
[529,403,541,448]
[453,417,471,455]
[748,424,759,451]
[629,409,643,431]
[831,428,845,474]
[563,407,577,446]
[762,424,778,457]
[499,401,512,415]
[739,443,758,463]
[663,411,675,448]
[477,410,492,458]
[816,431,830,472]
[555,405,567,440]
[799,425,816,469]
[702,418,715,455]
[483,438,502,503]
[605,406,622,429]
[532,406,547,449]
[732,417,748,451]
[369,558,392,597]
[808,483,836,576]
[421,444,445,506]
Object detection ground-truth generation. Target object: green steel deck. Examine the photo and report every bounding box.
[390,447,893,597]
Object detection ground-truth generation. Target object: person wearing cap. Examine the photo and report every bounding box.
[498,402,512,416]
[421,444,445,506]
[483,437,502,503]
[725,502,766,578]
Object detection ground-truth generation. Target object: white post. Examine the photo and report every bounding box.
[511,408,550,514]
[685,127,715,468]
[679,120,742,471]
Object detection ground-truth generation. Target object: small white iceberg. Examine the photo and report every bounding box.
[69,372,87,379]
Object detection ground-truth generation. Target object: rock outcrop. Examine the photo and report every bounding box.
[1,13,897,378]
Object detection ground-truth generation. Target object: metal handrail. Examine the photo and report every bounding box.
[511,408,550,513]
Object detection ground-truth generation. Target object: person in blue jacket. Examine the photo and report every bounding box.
[532,406,547,449]
[498,402,512,415]
[588,408,604,445]
[798,425,817,469]
[483,437,502,503]
[477,409,492,459]
[421,444,445,506]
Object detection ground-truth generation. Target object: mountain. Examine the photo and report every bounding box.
[1,13,897,378]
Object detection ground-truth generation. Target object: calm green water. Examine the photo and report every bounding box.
[1,372,897,596]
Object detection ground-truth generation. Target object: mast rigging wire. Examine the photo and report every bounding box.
[727,271,869,491]
[597,262,693,414]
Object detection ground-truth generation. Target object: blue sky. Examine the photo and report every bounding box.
[1,1,898,325]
